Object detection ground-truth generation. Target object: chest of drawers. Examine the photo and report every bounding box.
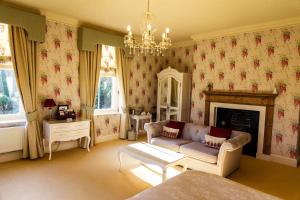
[43,119,90,160]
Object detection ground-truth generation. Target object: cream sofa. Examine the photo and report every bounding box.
[144,121,251,177]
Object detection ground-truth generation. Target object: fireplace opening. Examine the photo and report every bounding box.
[216,107,259,157]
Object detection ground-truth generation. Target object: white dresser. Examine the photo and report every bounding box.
[43,119,90,160]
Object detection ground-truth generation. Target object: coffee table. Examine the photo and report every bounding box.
[118,142,186,182]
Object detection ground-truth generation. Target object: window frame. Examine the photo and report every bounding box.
[94,72,119,115]
[0,65,25,122]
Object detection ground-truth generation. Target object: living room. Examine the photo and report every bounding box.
[0,0,299,199]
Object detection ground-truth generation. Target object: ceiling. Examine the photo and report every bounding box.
[4,0,300,42]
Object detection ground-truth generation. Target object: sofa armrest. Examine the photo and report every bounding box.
[216,132,251,176]
[223,132,251,151]
[144,120,169,143]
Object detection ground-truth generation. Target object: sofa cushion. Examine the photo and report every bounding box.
[165,120,186,138]
[204,134,226,149]
[210,126,232,139]
[180,142,219,164]
[161,126,179,139]
[182,123,210,142]
[151,137,191,152]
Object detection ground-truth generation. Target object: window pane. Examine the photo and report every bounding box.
[101,45,116,68]
[0,69,20,114]
[95,77,113,109]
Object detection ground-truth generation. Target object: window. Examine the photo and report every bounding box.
[94,45,118,114]
[0,23,24,121]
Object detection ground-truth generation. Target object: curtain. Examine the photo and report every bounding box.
[79,44,102,146]
[8,25,44,159]
[115,48,130,139]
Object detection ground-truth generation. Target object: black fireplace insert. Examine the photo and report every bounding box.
[215,107,259,157]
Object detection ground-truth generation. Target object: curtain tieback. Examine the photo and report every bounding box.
[121,106,128,114]
[26,110,38,122]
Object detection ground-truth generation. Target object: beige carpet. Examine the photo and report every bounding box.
[0,138,299,200]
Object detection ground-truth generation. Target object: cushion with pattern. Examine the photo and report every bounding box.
[205,134,226,149]
[161,126,180,139]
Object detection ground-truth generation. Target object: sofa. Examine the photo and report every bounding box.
[144,120,251,177]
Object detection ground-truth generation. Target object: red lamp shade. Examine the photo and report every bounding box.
[43,99,56,108]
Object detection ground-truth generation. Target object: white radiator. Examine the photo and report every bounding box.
[0,126,24,153]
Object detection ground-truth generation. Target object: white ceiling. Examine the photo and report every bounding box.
[5,0,300,42]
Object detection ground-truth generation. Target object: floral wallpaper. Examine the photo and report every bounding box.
[37,20,121,142]
[38,20,80,119]
[165,26,300,159]
[94,114,120,138]
[127,55,164,112]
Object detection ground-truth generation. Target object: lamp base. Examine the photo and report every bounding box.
[48,108,53,120]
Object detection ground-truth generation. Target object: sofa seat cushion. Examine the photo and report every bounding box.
[151,137,191,152]
[180,142,219,164]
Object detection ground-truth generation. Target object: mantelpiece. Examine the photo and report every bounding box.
[203,90,278,155]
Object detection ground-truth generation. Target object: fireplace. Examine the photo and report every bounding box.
[204,90,277,156]
[215,107,259,157]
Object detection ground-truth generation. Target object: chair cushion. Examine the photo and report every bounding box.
[151,137,191,152]
[180,142,219,164]
[165,121,186,138]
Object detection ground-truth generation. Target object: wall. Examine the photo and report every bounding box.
[37,20,122,143]
[165,26,300,160]
[127,55,164,112]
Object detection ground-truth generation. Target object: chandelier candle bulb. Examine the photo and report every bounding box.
[127,25,131,32]
[166,27,170,33]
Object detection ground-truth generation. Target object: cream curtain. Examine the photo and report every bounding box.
[79,44,102,146]
[8,25,44,159]
[115,48,130,139]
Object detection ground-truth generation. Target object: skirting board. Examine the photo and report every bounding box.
[257,153,298,167]
[95,134,119,143]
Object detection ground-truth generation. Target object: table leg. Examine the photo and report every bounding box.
[118,151,123,171]
[136,119,139,140]
[49,141,52,161]
[162,167,167,182]
[86,136,91,152]
[183,163,187,171]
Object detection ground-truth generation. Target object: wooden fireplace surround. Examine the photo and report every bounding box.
[203,90,278,155]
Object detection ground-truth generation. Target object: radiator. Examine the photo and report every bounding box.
[0,126,24,154]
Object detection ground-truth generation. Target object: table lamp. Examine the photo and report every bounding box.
[43,99,56,120]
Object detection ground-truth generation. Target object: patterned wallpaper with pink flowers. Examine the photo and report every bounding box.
[127,55,164,112]
[165,26,300,159]
[37,20,122,142]
[38,20,80,119]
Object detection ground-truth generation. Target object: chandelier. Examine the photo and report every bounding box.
[124,0,171,56]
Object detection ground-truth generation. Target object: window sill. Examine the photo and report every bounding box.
[0,119,26,128]
[94,111,121,116]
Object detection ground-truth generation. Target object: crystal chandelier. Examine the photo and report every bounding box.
[124,0,171,56]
